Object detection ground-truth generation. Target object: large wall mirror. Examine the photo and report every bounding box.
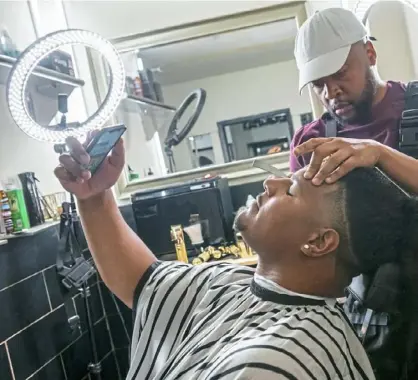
[84,0,418,199]
[87,1,323,198]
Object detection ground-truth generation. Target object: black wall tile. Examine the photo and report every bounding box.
[100,282,130,317]
[94,319,112,361]
[108,315,131,350]
[29,355,66,380]
[115,347,130,379]
[100,351,120,380]
[0,272,50,342]
[61,334,90,380]
[0,344,13,380]
[62,319,113,380]
[123,308,133,335]
[0,225,60,291]
[0,204,135,380]
[7,306,71,380]
[35,224,60,263]
[75,284,104,333]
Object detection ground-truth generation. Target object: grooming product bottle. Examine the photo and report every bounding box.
[0,188,13,234]
[170,225,189,263]
[4,177,30,232]
[0,26,18,58]
[133,75,144,97]
[18,172,45,227]
[0,211,5,236]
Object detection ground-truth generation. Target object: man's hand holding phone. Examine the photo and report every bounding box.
[54,130,125,200]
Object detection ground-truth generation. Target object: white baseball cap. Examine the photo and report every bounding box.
[294,8,369,93]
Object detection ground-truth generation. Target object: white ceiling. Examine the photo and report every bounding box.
[138,18,298,86]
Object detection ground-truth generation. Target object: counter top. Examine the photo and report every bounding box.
[0,220,59,244]
[116,151,291,200]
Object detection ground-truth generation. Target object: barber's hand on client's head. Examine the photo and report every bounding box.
[294,137,382,185]
[54,130,125,200]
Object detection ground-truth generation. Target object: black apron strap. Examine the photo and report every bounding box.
[399,81,418,159]
[322,112,338,138]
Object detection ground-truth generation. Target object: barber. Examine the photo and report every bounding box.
[290,7,418,194]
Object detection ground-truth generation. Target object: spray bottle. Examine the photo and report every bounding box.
[3,177,30,232]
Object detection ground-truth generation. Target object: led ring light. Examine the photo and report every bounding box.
[352,0,418,23]
[7,29,125,143]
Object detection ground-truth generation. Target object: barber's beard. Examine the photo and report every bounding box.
[330,70,377,125]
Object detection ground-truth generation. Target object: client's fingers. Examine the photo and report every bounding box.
[59,154,90,181]
[108,138,125,168]
[66,136,90,165]
[54,166,73,183]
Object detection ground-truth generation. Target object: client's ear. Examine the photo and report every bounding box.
[301,229,340,258]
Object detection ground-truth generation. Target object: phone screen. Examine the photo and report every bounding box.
[86,125,126,175]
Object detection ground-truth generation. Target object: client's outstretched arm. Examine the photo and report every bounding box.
[78,190,157,308]
[54,134,157,309]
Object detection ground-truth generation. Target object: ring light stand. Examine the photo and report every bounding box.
[164,88,206,173]
[6,29,125,380]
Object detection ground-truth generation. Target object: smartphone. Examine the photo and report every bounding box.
[84,124,127,175]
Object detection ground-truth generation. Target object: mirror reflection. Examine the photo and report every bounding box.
[17,47,104,132]
[118,17,313,182]
[188,133,215,168]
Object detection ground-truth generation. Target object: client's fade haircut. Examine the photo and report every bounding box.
[335,167,418,312]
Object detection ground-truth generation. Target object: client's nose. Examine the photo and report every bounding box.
[263,176,288,197]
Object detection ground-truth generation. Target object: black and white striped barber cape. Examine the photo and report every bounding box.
[126,261,375,380]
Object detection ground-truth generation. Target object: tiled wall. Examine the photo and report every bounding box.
[0,220,124,380]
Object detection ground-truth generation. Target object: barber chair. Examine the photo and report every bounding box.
[344,263,417,380]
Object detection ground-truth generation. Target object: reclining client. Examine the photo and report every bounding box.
[55,135,418,379]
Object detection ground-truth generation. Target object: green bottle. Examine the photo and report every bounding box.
[4,177,30,232]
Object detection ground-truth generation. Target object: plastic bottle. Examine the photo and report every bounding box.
[3,177,30,232]
[133,75,144,97]
[0,188,13,234]
[0,209,5,236]
[0,26,18,58]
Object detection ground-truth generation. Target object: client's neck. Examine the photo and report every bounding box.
[256,259,343,298]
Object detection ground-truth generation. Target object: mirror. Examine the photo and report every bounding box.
[127,18,312,174]
[93,2,317,197]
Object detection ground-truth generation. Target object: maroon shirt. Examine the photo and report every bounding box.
[289,81,406,172]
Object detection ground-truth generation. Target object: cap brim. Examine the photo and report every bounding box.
[298,45,351,94]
